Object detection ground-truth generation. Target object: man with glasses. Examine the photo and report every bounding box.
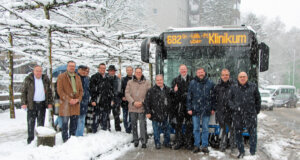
[57,61,83,142]
[228,72,261,158]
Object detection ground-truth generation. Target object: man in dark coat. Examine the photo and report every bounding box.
[21,65,53,144]
[121,66,133,133]
[145,75,172,149]
[228,72,261,158]
[75,65,90,136]
[212,69,235,152]
[171,64,193,150]
[107,65,121,131]
[187,68,215,154]
[90,63,114,132]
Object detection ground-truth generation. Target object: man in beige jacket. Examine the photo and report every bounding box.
[125,67,151,148]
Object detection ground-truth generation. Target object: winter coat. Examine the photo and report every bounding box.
[144,85,172,122]
[108,74,121,108]
[187,76,215,116]
[125,75,151,113]
[171,74,192,117]
[21,73,53,110]
[212,79,234,124]
[78,73,90,115]
[89,72,114,110]
[120,75,133,108]
[57,72,83,116]
[228,81,261,128]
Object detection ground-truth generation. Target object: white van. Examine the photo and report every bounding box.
[259,89,274,110]
[264,85,297,107]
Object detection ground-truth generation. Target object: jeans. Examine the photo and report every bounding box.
[27,102,46,144]
[192,114,210,148]
[152,120,171,145]
[130,112,147,144]
[122,107,131,133]
[76,114,86,136]
[61,115,78,142]
[54,116,63,128]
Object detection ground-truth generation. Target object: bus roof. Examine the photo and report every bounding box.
[265,85,296,89]
[165,26,256,33]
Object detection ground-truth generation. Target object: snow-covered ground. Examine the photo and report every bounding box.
[0,109,136,160]
[1,108,299,160]
[257,110,300,160]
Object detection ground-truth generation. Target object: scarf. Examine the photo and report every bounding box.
[68,71,77,94]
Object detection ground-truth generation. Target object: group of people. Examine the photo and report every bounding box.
[21,62,261,159]
[144,65,261,159]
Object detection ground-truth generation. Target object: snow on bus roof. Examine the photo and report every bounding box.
[265,85,296,89]
[166,26,256,33]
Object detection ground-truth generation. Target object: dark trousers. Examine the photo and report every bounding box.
[122,105,131,133]
[61,115,78,142]
[27,102,46,144]
[174,114,193,146]
[235,126,257,154]
[219,121,235,150]
[152,120,171,145]
[107,105,121,131]
[92,107,110,132]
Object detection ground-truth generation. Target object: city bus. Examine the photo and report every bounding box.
[140,26,270,147]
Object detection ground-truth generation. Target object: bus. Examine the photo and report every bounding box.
[140,26,270,147]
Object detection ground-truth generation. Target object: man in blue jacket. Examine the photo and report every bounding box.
[76,65,90,136]
[187,68,215,154]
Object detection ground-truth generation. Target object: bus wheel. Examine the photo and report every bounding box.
[209,134,220,149]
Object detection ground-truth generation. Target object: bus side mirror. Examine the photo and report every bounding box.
[259,42,269,72]
[141,38,151,63]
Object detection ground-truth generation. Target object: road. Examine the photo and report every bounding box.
[117,106,300,160]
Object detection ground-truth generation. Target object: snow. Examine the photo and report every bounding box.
[257,112,267,119]
[0,99,21,105]
[0,109,133,160]
[167,26,256,33]
[263,139,290,160]
[208,149,225,158]
[36,127,56,136]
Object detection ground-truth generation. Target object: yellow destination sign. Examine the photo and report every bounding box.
[164,31,249,47]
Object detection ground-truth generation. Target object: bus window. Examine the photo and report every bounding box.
[274,90,279,96]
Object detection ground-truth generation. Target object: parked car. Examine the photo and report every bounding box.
[274,94,298,108]
[260,90,274,110]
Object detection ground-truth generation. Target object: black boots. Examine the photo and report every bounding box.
[141,144,147,148]
[201,147,209,153]
[193,146,200,153]
[237,152,245,159]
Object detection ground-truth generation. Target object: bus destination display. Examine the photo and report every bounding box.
[164,31,249,47]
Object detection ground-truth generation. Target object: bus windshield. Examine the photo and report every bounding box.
[162,46,258,87]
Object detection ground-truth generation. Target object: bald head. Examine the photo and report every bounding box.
[238,72,248,85]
